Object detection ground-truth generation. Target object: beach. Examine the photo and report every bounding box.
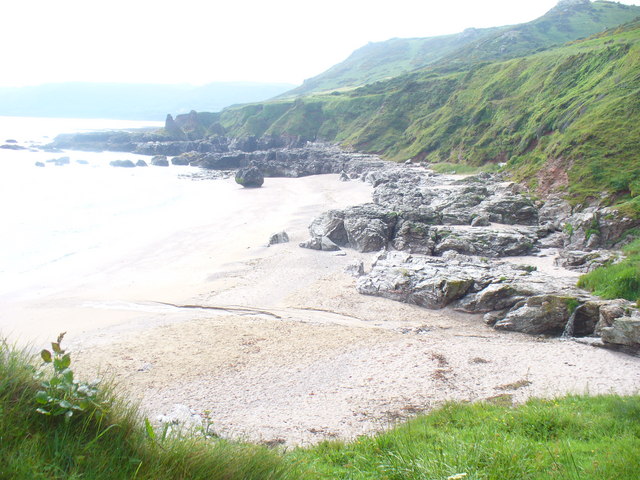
[30,173,634,447]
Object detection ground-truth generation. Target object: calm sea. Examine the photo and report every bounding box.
[0,116,234,299]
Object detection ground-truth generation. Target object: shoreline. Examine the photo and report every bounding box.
[2,149,638,446]
[59,172,639,447]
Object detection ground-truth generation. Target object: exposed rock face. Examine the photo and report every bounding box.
[302,169,544,257]
[235,166,264,188]
[600,314,640,349]
[136,159,148,167]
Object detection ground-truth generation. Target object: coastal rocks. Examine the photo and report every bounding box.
[357,250,594,336]
[136,159,148,167]
[554,249,620,273]
[235,166,264,188]
[299,236,341,251]
[151,155,169,166]
[345,260,365,277]
[35,161,45,167]
[0,143,26,150]
[305,204,398,253]
[600,314,640,349]
[47,156,70,166]
[493,295,576,335]
[268,231,289,246]
[109,159,136,168]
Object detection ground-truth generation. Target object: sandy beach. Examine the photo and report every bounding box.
[4,173,640,446]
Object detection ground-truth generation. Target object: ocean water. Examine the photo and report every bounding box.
[0,116,234,299]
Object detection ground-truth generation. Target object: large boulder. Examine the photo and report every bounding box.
[493,295,576,335]
[600,314,640,349]
[235,166,264,188]
[151,155,169,166]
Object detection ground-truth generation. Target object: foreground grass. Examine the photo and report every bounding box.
[0,340,300,480]
[578,238,640,303]
[294,396,640,479]
[1,340,639,479]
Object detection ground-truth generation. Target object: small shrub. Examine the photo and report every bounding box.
[35,332,101,420]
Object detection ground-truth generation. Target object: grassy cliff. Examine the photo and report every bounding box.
[202,20,640,216]
[284,0,640,96]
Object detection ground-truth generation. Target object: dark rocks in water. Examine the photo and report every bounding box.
[35,161,45,167]
[268,231,290,246]
[109,159,136,168]
[339,171,350,182]
[136,159,148,167]
[235,166,264,188]
[171,152,196,166]
[76,160,89,165]
[0,143,26,150]
[46,156,70,166]
[5,139,17,143]
[151,155,169,166]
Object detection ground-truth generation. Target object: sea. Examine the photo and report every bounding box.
[0,116,237,300]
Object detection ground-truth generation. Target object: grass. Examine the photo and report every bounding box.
[2,339,640,479]
[196,19,640,218]
[0,339,301,480]
[578,238,640,302]
[291,396,640,479]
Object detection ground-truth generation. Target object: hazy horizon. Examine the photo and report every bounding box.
[4,0,640,89]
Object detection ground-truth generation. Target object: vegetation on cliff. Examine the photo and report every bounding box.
[179,19,640,217]
[2,339,639,479]
[578,238,640,302]
[284,0,640,96]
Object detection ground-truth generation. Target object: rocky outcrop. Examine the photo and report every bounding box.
[235,166,264,188]
[302,169,545,257]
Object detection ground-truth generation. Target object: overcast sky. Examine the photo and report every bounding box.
[3,0,639,87]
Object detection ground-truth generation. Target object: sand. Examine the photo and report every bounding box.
[5,173,640,446]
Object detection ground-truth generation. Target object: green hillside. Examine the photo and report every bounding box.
[186,20,640,216]
[285,0,640,97]
[284,28,502,97]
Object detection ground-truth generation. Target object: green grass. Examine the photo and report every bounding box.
[427,162,501,175]
[578,238,640,302]
[196,19,640,218]
[290,396,640,479]
[0,339,301,480]
[2,339,640,479]
[283,1,640,97]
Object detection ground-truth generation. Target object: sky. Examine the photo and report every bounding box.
[3,0,640,88]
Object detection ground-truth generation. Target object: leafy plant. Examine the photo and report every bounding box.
[35,332,101,420]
